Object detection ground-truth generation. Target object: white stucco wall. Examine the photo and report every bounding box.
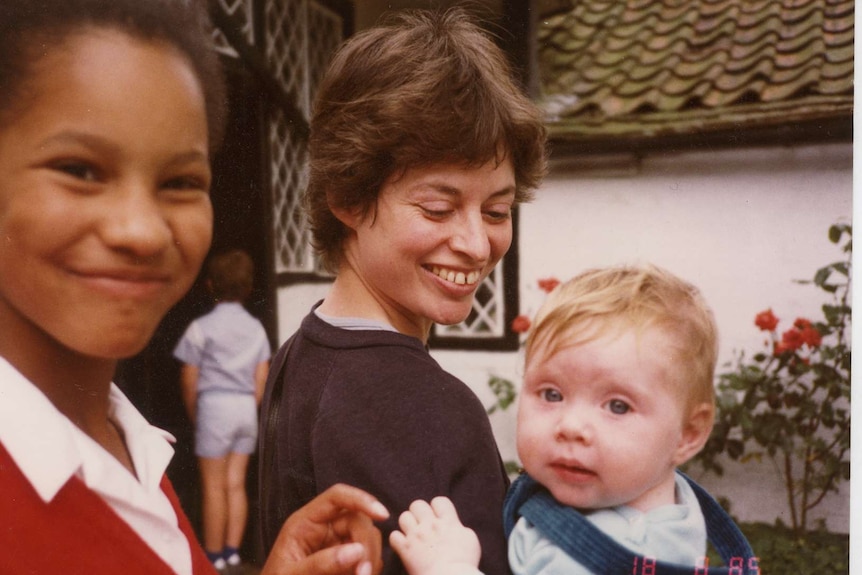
[275,141,852,533]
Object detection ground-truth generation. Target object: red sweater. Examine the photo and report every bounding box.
[0,443,216,575]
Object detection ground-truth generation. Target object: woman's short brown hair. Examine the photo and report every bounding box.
[306,7,547,271]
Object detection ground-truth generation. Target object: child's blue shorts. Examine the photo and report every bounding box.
[195,391,257,458]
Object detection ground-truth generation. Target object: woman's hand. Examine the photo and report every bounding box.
[261,484,389,575]
[389,497,483,575]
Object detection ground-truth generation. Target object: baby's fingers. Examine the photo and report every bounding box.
[428,496,458,520]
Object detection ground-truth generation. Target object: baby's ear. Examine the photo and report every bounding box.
[673,402,714,465]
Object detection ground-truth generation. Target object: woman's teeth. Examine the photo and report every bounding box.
[431,266,480,286]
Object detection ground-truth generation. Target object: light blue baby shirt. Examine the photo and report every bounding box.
[509,473,707,575]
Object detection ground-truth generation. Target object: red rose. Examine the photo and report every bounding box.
[780,328,805,352]
[794,318,812,330]
[774,342,792,356]
[755,309,779,332]
[511,315,532,334]
[800,326,822,348]
[538,278,561,293]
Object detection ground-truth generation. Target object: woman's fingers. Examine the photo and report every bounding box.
[274,541,371,575]
[261,485,388,575]
[301,483,390,524]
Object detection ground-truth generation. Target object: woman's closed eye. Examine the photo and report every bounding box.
[483,204,513,223]
[419,201,453,219]
[422,208,451,219]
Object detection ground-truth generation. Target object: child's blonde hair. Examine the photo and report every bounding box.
[525,264,718,412]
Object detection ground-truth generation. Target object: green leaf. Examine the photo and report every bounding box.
[727,439,745,459]
[813,267,832,287]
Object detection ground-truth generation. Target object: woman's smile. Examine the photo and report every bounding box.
[427,265,482,286]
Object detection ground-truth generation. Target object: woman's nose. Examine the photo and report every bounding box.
[449,211,491,262]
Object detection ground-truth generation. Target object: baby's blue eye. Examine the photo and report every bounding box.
[607,399,630,415]
[540,389,563,403]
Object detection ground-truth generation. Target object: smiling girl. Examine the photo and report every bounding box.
[0,1,386,574]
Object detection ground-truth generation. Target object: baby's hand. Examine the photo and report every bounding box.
[389,497,482,575]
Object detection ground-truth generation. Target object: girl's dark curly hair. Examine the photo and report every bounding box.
[0,0,227,152]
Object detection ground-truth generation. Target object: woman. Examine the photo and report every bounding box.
[259,8,547,575]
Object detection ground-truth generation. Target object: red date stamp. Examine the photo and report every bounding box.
[632,556,760,574]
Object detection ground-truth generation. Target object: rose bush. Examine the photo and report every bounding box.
[695,223,851,537]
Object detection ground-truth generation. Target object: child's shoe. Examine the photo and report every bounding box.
[224,549,242,575]
[212,557,227,573]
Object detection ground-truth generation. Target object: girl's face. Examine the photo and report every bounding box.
[339,159,515,340]
[0,29,213,361]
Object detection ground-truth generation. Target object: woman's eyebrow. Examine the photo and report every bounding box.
[413,181,516,198]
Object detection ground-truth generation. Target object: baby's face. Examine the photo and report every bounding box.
[517,326,692,512]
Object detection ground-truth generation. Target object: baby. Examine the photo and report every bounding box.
[391,265,757,575]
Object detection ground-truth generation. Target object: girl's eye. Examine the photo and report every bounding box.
[163,175,209,192]
[54,161,98,182]
[540,389,563,403]
[607,399,631,415]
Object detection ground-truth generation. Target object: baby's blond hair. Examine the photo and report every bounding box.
[525,264,718,412]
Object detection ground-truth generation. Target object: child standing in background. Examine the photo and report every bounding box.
[391,265,757,575]
[174,249,271,574]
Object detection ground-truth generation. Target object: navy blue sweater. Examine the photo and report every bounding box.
[259,306,510,575]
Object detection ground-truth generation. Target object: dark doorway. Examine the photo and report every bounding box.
[116,65,273,563]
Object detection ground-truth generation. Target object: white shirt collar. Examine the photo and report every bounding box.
[0,356,175,502]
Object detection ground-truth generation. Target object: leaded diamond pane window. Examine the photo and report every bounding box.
[265,0,340,274]
[212,0,254,57]
[434,266,505,338]
[269,112,312,271]
[429,248,519,350]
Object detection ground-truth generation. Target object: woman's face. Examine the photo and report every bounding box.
[339,158,516,340]
[0,29,213,362]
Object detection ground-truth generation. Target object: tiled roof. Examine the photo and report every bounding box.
[537,0,854,151]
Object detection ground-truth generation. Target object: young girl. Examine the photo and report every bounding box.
[0,1,385,574]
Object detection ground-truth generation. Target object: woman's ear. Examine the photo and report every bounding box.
[673,402,714,466]
[327,192,363,230]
